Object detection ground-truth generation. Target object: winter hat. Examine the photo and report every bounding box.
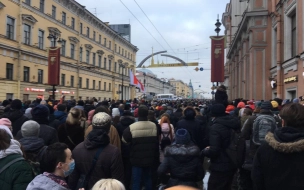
[10,99,22,110]
[260,101,273,110]
[210,104,226,117]
[24,108,32,119]
[21,120,40,137]
[237,102,246,108]
[0,118,12,130]
[112,108,120,117]
[31,105,50,119]
[2,100,10,107]
[175,129,191,145]
[282,99,290,105]
[271,101,279,108]
[293,98,300,103]
[92,112,112,131]
[225,105,235,113]
[0,125,13,139]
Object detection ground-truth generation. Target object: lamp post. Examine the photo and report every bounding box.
[143,72,146,99]
[119,62,126,101]
[47,34,62,101]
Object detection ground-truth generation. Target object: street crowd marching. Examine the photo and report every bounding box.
[1,85,304,190]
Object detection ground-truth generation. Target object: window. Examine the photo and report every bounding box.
[61,40,66,56]
[38,30,44,49]
[23,66,30,82]
[86,27,90,37]
[80,23,83,34]
[70,44,75,59]
[115,44,117,52]
[98,55,101,67]
[6,63,13,80]
[104,57,107,69]
[39,0,44,12]
[114,62,117,73]
[79,77,82,88]
[109,41,111,49]
[38,69,43,84]
[86,50,90,63]
[99,35,101,44]
[86,78,89,89]
[92,53,96,65]
[62,12,66,25]
[109,83,112,91]
[24,24,31,45]
[61,74,65,86]
[71,17,75,29]
[104,82,106,91]
[6,17,15,40]
[108,60,111,71]
[104,38,107,46]
[98,81,101,90]
[52,6,56,19]
[93,80,95,90]
[131,54,133,61]
[128,52,130,59]
[291,13,297,57]
[79,47,83,62]
[93,31,96,40]
[119,47,121,54]
[25,0,31,5]
[70,75,74,87]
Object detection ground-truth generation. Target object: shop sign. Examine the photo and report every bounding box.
[61,91,75,94]
[284,76,298,83]
[25,88,45,92]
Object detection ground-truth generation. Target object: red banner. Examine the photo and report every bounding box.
[48,47,61,85]
[210,36,225,82]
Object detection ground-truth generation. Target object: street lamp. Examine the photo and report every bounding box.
[47,34,62,101]
[143,72,146,99]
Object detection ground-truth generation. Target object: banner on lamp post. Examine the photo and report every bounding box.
[47,47,61,85]
[210,36,225,82]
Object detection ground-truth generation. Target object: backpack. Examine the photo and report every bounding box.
[252,115,277,145]
[160,133,172,151]
[225,129,246,168]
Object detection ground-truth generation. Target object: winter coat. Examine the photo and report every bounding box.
[26,173,69,190]
[16,124,59,146]
[84,104,95,118]
[122,120,159,167]
[68,129,124,190]
[0,140,34,190]
[58,123,84,150]
[0,109,28,136]
[158,143,203,188]
[19,137,46,162]
[252,127,304,190]
[214,88,228,108]
[202,115,241,172]
[74,105,84,110]
[53,111,67,125]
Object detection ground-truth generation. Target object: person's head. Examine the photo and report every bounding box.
[92,112,112,132]
[210,104,226,118]
[183,107,196,120]
[10,99,22,110]
[94,105,110,115]
[0,118,12,132]
[260,101,273,111]
[42,143,74,177]
[271,101,279,109]
[57,104,67,112]
[160,114,171,126]
[119,104,125,110]
[138,105,148,119]
[77,100,84,106]
[175,128,191,145]
[147,110,156,121]
[40,100,47,105]
[66,108,81,125]
[279,103,304,129]
[0,128,11,150]
[242,108,253,116]
[21,120,40,137]
[31,104,50,122]
[92,179,126,190]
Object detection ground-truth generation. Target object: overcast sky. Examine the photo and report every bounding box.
[77,0,228,98]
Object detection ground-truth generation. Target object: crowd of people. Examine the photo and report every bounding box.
[0,87,304,190]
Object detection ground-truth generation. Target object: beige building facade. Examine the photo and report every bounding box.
[0,0,138,101]
[222,0,304,101]
[169,79,191,98]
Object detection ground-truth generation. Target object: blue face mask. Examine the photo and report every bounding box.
[62,160,75,177]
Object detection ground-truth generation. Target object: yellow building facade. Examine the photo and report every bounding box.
[169,79,191,98]
[0,0,138,101]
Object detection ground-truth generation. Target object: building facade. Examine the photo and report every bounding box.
[222,0,304,100]
[169,79,191,98]
[0,0,138,101]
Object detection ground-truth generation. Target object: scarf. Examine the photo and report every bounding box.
[0,139,23,159]
[43,172,69,189]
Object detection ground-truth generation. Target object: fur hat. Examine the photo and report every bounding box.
[92,112,112,130]
[175,129,191,145]
[10,99,22,110]
[21,120,40,137]
[210,104,226,117]
[261,101,273,110]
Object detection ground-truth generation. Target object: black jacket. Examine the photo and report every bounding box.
[19,137,46,162]
[0,109,28,136]
[158,143,203,188]
[202,115,240,172]
[252,127,304,190]
[214,89,228,108]
[115,116,135,158]
[58,123,84,151]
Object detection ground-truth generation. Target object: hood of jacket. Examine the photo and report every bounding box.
[266,127,304,153]
[213,115,240,130]
[1,110,24,122]
[164,144,200,163]
[26,174,69,190]
[84,128,110,149]
[19,137,45,153]
[120,116,135,126]
[0,139,23,159]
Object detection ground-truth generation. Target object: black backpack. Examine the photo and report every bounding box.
[160,133,172,151]
[225,129,246,168]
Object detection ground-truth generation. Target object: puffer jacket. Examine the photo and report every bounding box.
[202,115,241,172]
[0,109,28,136]
[26,173,69,190]
[158,143,203,188]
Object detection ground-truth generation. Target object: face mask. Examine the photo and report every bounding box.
[62,160,75,177]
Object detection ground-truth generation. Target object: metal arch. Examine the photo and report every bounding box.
[137,51,167,68]
[160,54,187,66]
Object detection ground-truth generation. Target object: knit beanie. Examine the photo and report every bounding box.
[92,112,111,131]
[21,120,40,137]
[0,118,12,128]
[31,105,50,119]
[11,99,22,110]
[237,102,246,108]
[175,129,191,145]
[260,101,273,110]
[210,104,226,117]
[271,101,279,108]
[24,108,32,119]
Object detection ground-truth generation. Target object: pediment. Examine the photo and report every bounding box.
[68,36,79,44]
[0,2,6,9]
[22,14,38,24]
[85,44,93,50]
[48,27,61,36]
[97,50,104,55]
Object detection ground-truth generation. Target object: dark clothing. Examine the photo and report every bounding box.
[0,109,28,136]
[208,170,236,190]
[202,115,240,172]
[84,104,95,118]
[252,127,304,190]
[16,124,58,146]
[68,129,124,190]
[172,109,183,126]
[214,89,228,108]
[19,137,46,162]
[115,116,136,139]
[158,143,203,188]
[53,111,67,125]
[57,123,84,150]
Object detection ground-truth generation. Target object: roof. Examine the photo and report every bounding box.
[137,68,156,76]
